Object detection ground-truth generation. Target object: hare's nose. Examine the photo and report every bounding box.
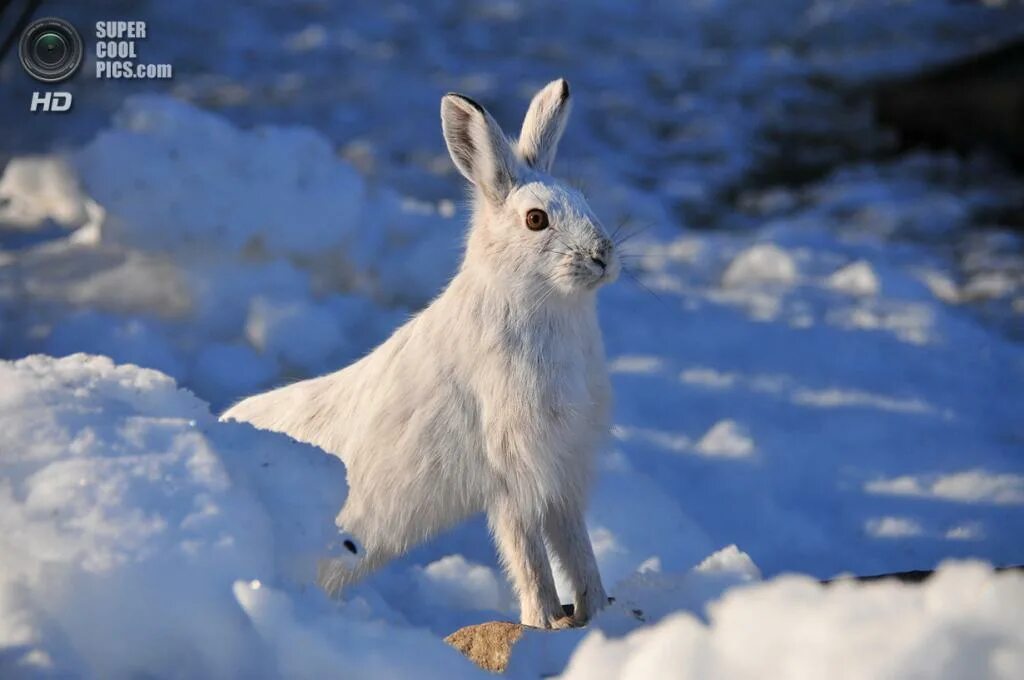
[591,239,613,267]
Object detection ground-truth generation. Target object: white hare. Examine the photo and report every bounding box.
[221,78,618,628]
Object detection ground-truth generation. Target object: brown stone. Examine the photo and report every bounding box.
[445,606,579,673]
[444,621,527,673]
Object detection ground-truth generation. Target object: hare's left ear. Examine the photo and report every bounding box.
[518,78,572,172]
[441,93,519,204]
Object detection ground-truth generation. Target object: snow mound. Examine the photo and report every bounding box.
[865,516,924,538]
[696,545,762,580]
[71,95,461,305]
[695,420,755,459]
[75,96,367,258]
[828,260,880,297]
[0,354,470,679]
[415,555,515,614]
[722,244,798,288]
[0,96,468,408]
[866,471,1024,506]
[245,296,344,371]
[0,156,97,230]
[561,561,1024,680]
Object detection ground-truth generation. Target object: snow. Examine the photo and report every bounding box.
[865,516,924,538]
[695,545,761,580]
[561,562,1024,680]
[0,354,471,679]
[245,297,344,372]
[190,343,277,400]
[721,244,799,289]
[2,0,1024,676]
[866,471,1024,506]
[827,260,881,297]
[415,555,516,615]
[70,94,461,307]
[0,157,97,230]
[694,420,756,459]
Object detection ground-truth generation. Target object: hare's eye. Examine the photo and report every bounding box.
[525,209,549,231]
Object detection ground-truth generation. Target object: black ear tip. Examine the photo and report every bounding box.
[443,92,484,114]
[559,78,570,100]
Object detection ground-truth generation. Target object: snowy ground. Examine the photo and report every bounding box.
[2,0,1024,678]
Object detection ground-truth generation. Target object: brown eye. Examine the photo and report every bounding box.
[525,208,549,231]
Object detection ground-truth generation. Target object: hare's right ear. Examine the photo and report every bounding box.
[518,78,571,173]
[441,93,518,203]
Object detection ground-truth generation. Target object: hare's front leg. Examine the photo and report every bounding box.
[544,503,608,624]
[488,497,569,628]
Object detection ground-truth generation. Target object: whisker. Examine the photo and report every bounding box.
[526,278,558,323]
[610,218,628,243]
[550,232,579,254]
[540,241,573,258]
[614,222,657,247]
[525,184,546,207]
[620,264,671,309]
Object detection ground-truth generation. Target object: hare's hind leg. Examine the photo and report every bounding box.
[544,503,608,624]
[488,496,569,629]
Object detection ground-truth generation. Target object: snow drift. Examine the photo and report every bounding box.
[1,354,1021,678]
[562,562,1024,680]
[0,354,471,679]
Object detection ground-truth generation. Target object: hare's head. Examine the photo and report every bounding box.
[441,79,618,296]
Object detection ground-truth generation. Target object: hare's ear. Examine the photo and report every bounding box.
[518,78,571,172]
[441,93,518,203]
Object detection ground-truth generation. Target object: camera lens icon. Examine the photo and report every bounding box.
[19,18,83,83]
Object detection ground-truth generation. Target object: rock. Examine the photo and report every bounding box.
[445,621,527,673]
[445,605,576,673]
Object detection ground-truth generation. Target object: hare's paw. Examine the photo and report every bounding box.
[572,585,610,626]
[520,600,573,629]
[548,614,576,630]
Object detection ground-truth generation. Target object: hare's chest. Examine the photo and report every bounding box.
[508,323,607,427]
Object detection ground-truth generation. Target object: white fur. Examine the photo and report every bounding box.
[222,78,618,628]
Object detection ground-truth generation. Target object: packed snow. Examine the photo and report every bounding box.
[561,562,1024,680]
[2,0,1024,677]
